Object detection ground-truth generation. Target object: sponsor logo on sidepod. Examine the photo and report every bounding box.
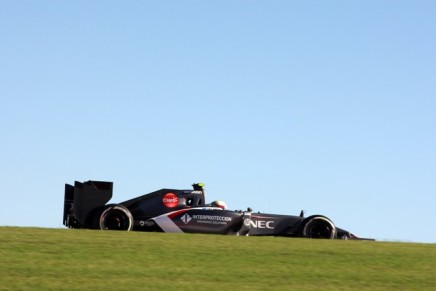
[244,219,274,229]
[162,193,179,208]
[181,213,192,224]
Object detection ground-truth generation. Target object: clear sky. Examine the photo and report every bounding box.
[1,1,435,243]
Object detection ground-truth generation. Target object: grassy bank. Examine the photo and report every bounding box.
[0,227,435,290]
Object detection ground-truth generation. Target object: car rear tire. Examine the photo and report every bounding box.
[99,205,133,231]
[302,216,336,239]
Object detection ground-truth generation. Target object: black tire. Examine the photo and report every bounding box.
[302,216,336,239]
[99,205,133,231]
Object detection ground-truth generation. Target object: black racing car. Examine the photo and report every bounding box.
[63,180,372,240]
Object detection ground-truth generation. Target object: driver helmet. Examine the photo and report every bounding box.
[211,200,227,210]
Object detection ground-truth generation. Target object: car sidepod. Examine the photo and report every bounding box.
[151,209,306,237]
[152,208,245,235]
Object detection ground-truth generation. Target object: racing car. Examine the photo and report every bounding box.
[63,180,372,240]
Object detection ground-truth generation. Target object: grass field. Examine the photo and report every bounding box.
[0,227,435,290]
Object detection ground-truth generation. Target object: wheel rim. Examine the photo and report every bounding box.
[304,217,336,239]
[100,207,132,231]
[104,211,128,230]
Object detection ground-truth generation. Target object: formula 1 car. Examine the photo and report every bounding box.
[63,180,372,240]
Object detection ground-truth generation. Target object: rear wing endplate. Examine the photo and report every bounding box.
[63,181,113,227]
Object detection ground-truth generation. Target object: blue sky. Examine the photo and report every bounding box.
[1,1,435,243]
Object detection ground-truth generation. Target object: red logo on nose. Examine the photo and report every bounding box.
[162,193,178,208]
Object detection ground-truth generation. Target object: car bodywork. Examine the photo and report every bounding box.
[63,180,372,240]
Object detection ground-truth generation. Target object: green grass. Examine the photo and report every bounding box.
[0,227,435,290]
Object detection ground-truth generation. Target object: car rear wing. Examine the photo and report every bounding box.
[63,181,113,228]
